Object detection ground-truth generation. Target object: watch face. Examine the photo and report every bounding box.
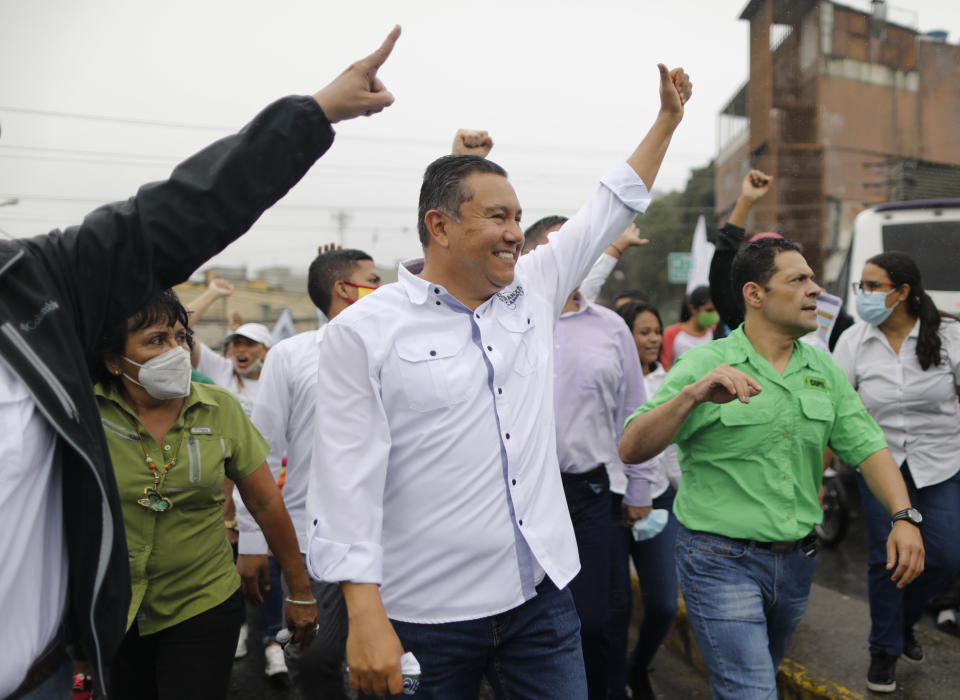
[908,508,923,524]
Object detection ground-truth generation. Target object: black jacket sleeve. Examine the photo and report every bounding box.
[35,95,335,351]
[709,222,746,331]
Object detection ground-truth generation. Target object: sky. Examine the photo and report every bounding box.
[1,0,958,274]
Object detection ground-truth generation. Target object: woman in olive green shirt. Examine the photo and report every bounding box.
[90,290,316,700]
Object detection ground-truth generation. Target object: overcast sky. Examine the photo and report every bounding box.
[1,0,958,274]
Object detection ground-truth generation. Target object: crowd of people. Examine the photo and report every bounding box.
[2,22,953,700]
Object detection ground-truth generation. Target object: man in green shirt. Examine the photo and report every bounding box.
[619,237,924,700]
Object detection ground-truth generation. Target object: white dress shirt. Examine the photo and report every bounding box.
[196,343,260,417]
[240,327,326,554]
[0,363,68,697]
[642,364,681,493]
[553,298,660,506]
[306,162,650,623]
[833,318,960,488]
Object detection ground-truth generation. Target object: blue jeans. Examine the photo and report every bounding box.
[607,490,679,698]
[857,463,960,656]
[562,468,616,700]
[675,525,816,700]
[390,579,587,700]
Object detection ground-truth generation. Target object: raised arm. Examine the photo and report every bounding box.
[709,170,771,330]
[187,278,234,366]
[48,26,401,351]
[625,65,692,190]
[451,129,494,158]
[579,223,649,304]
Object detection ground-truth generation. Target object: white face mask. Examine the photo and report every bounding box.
[121,347,192,400]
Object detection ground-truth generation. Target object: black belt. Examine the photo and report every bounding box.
[9,634,67,699]
[560,464,606,483]
[691,529,817,554]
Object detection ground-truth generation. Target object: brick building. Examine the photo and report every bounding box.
[715,0,960,290]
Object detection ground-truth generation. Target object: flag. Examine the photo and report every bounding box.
[271,308,296,345]
[686,215,715,294]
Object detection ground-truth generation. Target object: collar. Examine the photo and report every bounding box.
[726,326,818,378]
[95,380,219,418]
[398,258,432,305]
[861,317,920,343]
[559,291,590,318]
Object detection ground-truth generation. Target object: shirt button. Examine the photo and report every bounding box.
[787,514,793,520]
[783,474,789,480]
[512,479,517,486]
[505,433,511,440]
[313,519,318,526]
[434,287,440,294]
[497,388,503,395]
[475,313,480,319]
[783,432,789,438]
[487,345,493,352]
[163,444,171,451]
[518,519,523,526]
[435,301,441,306]
[429,350,437,357]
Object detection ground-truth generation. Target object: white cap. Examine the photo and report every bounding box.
[223,322,272,348]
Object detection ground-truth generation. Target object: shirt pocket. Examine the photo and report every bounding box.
[163,434,227,507]
[716,400,776,456]
[395,331,471,413]
[497,312,541,376]
[798,392,835,447]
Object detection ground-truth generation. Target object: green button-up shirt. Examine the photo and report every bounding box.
[95,381,268,634]
[626,327,886,541]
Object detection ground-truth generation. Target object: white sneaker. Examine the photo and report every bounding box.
[264,641,288,677]
[234,623,248,659]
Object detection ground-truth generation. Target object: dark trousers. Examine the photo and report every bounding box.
[606,490,679,698]
[110,588,243,700]
[858,462,960,656]
[562,467,616,700]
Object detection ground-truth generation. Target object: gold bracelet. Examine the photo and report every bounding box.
[224,519,238,532]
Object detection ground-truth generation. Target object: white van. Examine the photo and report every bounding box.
[843,199,960,318]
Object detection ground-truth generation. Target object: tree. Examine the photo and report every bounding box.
[598,161,716,324]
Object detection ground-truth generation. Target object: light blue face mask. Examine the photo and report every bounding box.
[855,289,899,326]
[631,509,669,541]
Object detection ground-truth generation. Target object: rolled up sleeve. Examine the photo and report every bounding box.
[305,322,391,584]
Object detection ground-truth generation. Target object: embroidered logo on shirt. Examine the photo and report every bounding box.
[19,300,60,332]
[804,376,827,392]
[496,286,524,307]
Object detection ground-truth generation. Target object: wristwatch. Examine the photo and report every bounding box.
[891,508,922,528]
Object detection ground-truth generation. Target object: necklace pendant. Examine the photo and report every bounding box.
[137,487,173,512]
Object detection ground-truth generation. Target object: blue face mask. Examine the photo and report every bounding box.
[855,289,898,326]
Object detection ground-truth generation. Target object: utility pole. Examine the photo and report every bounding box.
[331,209,352,247]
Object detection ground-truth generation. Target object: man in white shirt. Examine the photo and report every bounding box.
[242,247,382,699]
[305,65,692,698]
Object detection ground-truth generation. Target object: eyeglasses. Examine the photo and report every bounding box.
[852,281,897,294]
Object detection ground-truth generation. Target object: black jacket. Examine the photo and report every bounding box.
[0,95,333,694]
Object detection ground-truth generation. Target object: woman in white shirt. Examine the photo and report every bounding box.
[834,251,960,693]
[608,300,681,700]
